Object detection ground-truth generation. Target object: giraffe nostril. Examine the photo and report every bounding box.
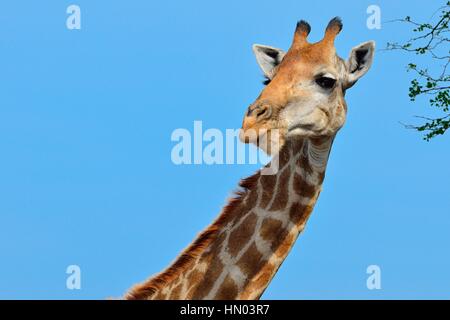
[256,107,267,117]
[247,104,272,119]
[246,104,272,120]
[255,105,271,119]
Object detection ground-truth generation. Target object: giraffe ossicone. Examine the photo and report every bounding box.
[125,17,375,300]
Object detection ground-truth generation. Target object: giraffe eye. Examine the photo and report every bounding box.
[315,76,336,89]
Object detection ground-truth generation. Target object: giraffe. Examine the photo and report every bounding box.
[125,17,375,300]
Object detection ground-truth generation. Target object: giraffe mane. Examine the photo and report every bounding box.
[125,171,261,300]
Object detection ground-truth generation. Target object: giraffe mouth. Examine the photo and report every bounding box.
[288,123,315,132]
[287,123,317,137]
[287,110,330,136]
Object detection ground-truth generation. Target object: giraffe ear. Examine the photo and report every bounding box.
[345,41,375,88]
[252,44,286,80]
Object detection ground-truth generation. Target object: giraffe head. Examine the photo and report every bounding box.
[240,18,375,154]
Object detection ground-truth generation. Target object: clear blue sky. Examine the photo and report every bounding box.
[0,0,449,299]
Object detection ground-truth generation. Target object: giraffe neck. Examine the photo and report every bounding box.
[125,136,334,300]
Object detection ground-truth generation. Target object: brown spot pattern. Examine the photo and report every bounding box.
[269,167,291,211]
[273,232,296,258]
[241,188,258,214]
[276,142,291,168]
[215,275,239,300]
[293,172,317,198]
[259,174,277,209]
[269,226,291,253]
[259,218,283,243]
[297,153,313,176]
[190,253,224,299]
[236,242,266,280]
[290,201,314,228]
[228,212,258,257]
